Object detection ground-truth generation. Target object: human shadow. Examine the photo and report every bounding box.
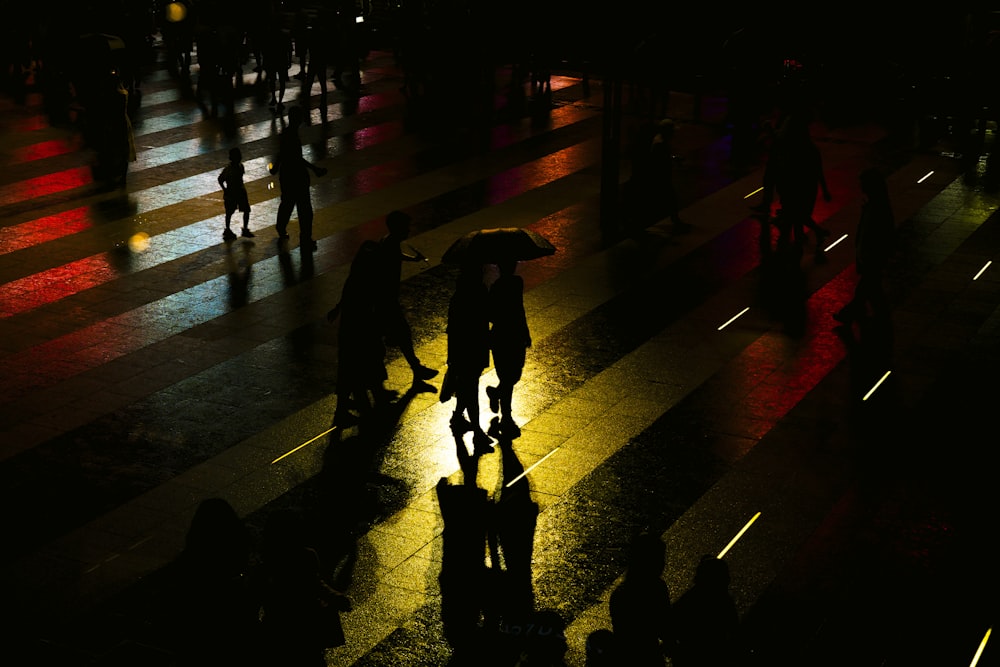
[608,531,673,666]
[670,555,740,667]
[438,425,493,662]
[223,239,253,310]
[757,235,808,338]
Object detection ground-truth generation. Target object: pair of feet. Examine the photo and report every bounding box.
[223,227,254,240]
[450,413,494,453]
[276,232,317,251]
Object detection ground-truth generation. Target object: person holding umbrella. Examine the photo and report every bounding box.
[486,259,531,438]
[445,263,494,453]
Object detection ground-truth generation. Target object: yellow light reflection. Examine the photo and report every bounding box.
[862,370,891,401]
[973,260,991,281]
[165,1,187,22]
[824,233,849,253]
[917,170,934,184]
[744,187,763,199]
[718,307,749,331]
[718,511,760,558]
[127,232,150,253]
[271,426,336,464]
[970,627,991,667]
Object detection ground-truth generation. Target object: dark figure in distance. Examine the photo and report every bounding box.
[609,532,674,665]
[445,262,494,452]
[671,555,740,667]
[372,211,439,386]
[270,106,327,251]
[771,112,831,251]
[625,119,689,235]
[486,260,531,438]
[834,167,895,327]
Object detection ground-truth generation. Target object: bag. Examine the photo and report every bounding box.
[439,368,455,403]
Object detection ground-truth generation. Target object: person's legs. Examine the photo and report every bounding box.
[275,193,295,238]
[297,191,314,245]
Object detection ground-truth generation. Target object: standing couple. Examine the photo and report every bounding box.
[446,259,530,451]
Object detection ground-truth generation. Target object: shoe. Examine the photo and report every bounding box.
[268,97,276,106]
[413,365,438,381]
[277,232,290,240]
[223,228,237,241]
[487,416,502,439]
[303,239,317,251]
[486,385,500,414]
[450,413,472,433]
[473,430,494,454]
[412,380,437,394]
[500,416,521,438]
[241,228,255,238]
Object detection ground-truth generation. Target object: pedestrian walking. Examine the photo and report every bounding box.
[445,262,494,452]
[834,167,895,327]
[270,105,327,251]
[218,147,254,241]
[771,112,832,250]
[609,532,674,666]
[372,210,439,387]
[330,240,393,428]
[485,260,530,438]
[670,555,740,667]
[625,118,690,235]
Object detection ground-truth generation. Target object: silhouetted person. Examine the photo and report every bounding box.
[262,22,290,109]
[171,497,259,667]
[372,211,439,386]
[218,147,254,240]
[671,555,739,667]
[609,532,673,665]
[586,628,618,666]
[330,240,393,427]
[626,119,689,235]
[834,167,895,327]
[94,70,136,187]
[301,8,334,104]
[772,112,831,251]
[446,262,493,452]
[255,509,352,666]
[270,106,327,251]
[437,425,492,655]
[486,260,530,438]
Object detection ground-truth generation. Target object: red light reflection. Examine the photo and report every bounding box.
[0,207,94,256]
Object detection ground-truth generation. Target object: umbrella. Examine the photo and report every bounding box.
[442,228,556,265]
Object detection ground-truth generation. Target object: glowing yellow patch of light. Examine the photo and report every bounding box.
[718,511,761,558]
[271,426,336,464]
[824,233,849,253]
[744,187,763,199]
[973,260,992,281]
[505,447,559,488]
[718,307,749,331]
[127,232,150,253]
[970,627,992,667]
[862,370,891,401]
[165,1,187,22]
[917,171,934,184]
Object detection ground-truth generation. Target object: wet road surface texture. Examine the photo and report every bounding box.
[1,38,998,667]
